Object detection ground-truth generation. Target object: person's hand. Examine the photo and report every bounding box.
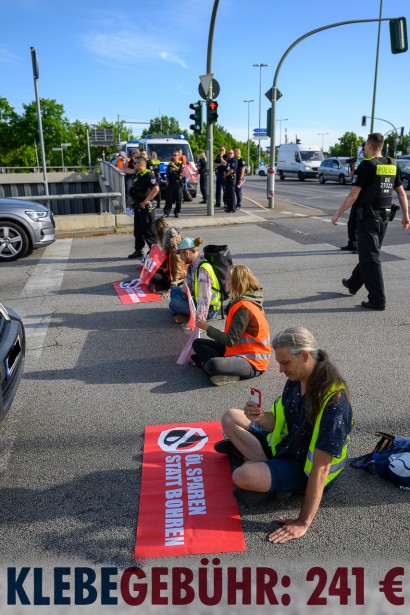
[402,214,410,231]
[140,201,146,209]
[267,518,310,544]
[331,211,340,225]
[195,315,208,331]
[162,290,170,298]
[243,400,263,423]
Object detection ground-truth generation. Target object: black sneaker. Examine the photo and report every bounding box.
[190,354,203,368]
[233,487,274,506]
[214,439,240,456]
[361,301,385,311]
[342,278,356,295]
[162,212,170,218]
[128,250,144,259]
[340,244,353,251]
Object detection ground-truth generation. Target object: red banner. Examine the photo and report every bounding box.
[135,421,246,559]
[139,245,167,285]
[113,280,162,304]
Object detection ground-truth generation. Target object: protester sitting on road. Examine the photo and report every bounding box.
[214,326,353,544]
[149,218,186,291]
[169,237,221,324]
[192,265,271,386]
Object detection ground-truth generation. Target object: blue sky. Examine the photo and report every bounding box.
[1,0,409,151]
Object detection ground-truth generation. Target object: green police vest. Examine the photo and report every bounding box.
[267,383,351,486]
[194,261,221,312]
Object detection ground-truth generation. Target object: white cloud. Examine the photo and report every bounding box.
[82,30,188,69]
[0,47,19,64]
[159,51,187,69]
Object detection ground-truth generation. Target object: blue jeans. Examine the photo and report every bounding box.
[169,286,220,320]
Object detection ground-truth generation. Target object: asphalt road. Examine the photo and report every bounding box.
[0,189,409,612]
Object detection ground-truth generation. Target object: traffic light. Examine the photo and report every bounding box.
[390,17,408,54]
[189,101,202,134]
[400,126,405,138]
[267,108,271,133]
[207,100,219,125]
[296,138,301,144]
[361,115,367,127]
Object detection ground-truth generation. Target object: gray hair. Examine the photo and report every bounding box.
[271,326,318,357]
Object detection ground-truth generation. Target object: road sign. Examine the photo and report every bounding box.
[199,74,213,97]
[52,148,61,151]
[254,128,267,134]
[198,78,220,100]
[90,128,114,146]
[253,136,269,140]
[61,143,71,147]
[265,87,282,102]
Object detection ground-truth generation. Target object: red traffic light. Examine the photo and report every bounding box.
[209,101,218,111]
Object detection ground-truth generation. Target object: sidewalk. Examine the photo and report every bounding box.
[54,196,301,239]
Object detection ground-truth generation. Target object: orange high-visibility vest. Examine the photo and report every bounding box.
[224,300,271,371]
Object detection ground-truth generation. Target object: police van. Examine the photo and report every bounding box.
[276,143,324,181]
[133,134,198,198]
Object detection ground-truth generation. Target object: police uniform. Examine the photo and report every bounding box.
[346,156,401,308]
[150,156,162,207]
[224,156,237,212]
[234,154,246,209]
[197,157,208,203]
[214,153,228,207]
[130,169,158,253]
[164,159,184,217]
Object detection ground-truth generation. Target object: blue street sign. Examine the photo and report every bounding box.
[253,128,267,134]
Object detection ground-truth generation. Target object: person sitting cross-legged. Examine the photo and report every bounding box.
[214,326,353,543]
[192,265,271,386]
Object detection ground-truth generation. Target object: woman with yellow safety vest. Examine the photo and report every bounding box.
[214,326,353,543]
[169,237,221,324]
[193,265,271,386]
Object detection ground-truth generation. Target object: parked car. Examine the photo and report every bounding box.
[397,159,410,190]
[0,303,25,422]
[0,198,56,262]
[318,157,352,185]
[257,165,270,176]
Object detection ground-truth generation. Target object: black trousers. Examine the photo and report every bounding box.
[348,210,388,306]
[164,183,183,215]
[133,205,156,251]
[199,174,207,201]
[347,202,358,247]
[192,338,260,379]
[215,174,226,207]
[235,184,242,209]
[225,179,236,212]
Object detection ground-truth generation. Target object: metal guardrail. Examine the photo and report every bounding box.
[99,161,127,214]
[9,192,122,216]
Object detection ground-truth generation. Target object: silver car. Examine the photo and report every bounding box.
[0,198,56,262]
[318,157,352,185]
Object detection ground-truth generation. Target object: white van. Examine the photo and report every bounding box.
[277,144,324,181]
[137,134,198,197]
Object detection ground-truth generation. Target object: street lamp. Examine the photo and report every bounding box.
[243,99,254,172]
[253,63,268,166]
[317,132,329,151]
[277,118,288,145]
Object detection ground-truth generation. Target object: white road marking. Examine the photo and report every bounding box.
[17,239,72,362]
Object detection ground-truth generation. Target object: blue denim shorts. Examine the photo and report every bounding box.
[249,423,308,494]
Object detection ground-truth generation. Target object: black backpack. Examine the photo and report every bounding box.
[201,245,233,316]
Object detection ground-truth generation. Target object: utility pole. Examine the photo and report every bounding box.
[253,63,268,167]
[244,99,254,172]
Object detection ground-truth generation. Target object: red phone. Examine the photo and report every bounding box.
[250,387,262,408]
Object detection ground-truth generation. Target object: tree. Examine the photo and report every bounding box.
[329,132,364,157]
[142,116,183,137]
[0,98,19,166]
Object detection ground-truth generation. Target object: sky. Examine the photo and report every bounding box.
[1,0,409,152]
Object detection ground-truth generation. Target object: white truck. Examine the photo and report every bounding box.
[276,143,324,181]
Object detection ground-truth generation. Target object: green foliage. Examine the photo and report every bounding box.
[328,132,365,157]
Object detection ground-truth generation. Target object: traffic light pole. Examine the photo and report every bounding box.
[267,16,403,209]
[206,0,220,217]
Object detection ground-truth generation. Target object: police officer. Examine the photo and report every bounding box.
[214,145,228,208]
[332,133,409,310]
[224,149,237,213]
[163,150,184,218]
[127,156,159,259]
[234,148,246,210]
[197,151,208,204]
[149,150,162,208]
